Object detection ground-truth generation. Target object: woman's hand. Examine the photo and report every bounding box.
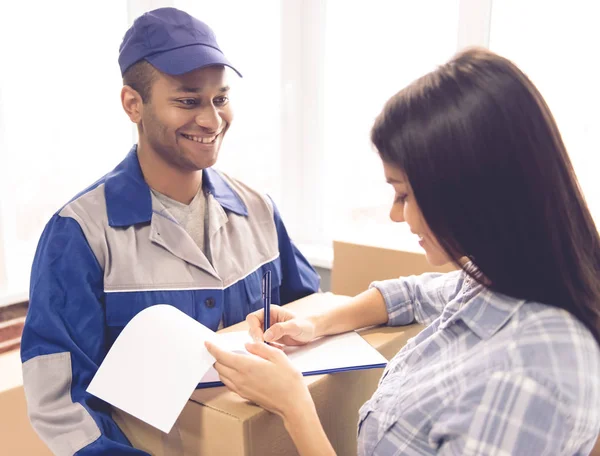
[246,305,318,346]
[206,340,336,455]
[205,339,315,420]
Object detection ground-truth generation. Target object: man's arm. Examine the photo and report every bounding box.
[269,198,320,303]
[21,215,148,456]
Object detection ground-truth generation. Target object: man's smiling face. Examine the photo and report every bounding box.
[138,65,233,171]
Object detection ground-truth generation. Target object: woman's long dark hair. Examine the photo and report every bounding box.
[372,47,600,344]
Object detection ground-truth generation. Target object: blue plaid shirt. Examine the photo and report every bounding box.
[359,268,600,455]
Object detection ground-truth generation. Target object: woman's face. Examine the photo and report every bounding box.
[383,162,452,267]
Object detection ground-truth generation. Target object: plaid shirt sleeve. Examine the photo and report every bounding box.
[432,371,577,456]
[370,270,464,326]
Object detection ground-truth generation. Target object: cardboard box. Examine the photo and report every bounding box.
[331,240,455,297]
[0,384,53,456]
[113,293,423,456]
[114,243,449,456]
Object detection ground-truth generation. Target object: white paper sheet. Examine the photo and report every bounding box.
[283,331,388,374]
[199,330,388,384]
[87,304,218,433]
[88,304,388,434]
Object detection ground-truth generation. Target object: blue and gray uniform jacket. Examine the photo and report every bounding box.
[20,146,320,455]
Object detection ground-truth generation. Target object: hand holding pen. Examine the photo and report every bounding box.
[250,276,318,346]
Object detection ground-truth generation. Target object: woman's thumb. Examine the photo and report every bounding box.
[244,340,282,361]
[264,320,300,342]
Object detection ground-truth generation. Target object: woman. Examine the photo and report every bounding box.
[206,48,600,455]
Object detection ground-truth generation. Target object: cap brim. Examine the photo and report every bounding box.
[146,44,242,77]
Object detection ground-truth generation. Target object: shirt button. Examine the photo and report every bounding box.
[204,297,216,309]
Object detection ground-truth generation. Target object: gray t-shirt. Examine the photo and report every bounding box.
[151,186,222,328]
[151,187,208,256]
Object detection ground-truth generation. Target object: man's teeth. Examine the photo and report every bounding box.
[183,133,217,144]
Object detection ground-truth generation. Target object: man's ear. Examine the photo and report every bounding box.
[121,85,143,123]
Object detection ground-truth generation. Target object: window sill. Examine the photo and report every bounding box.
[296,243,333,270]
[0,292,28,309]
[0,349,22,392]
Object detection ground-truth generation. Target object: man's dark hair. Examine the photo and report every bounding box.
[371,47,600,345]
[122,60,157,103]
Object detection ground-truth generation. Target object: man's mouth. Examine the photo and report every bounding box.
[181,132,220,144]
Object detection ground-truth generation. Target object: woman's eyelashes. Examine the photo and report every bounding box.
[394,193,408,204]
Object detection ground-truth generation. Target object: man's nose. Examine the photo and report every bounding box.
[195,106,221,132]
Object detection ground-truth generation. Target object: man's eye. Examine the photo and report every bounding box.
[214,96,229,106]
[179,99,197,106]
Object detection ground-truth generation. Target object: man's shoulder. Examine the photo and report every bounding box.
[211,169,274,211]
[58,178,109,223]
[39,172,113,249]
[56,150,135,223]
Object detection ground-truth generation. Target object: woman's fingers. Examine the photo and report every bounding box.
[208,339,310,418]
[213,361,238,380]
[244,341,287,363]
[264,320,301,342]
[218,372,241,397]
[264,318,316,346]
[205,341,246,368]
[267,340,286,351]
[246,311,265,342]
[247,305,296,342]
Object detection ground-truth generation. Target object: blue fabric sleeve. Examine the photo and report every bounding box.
[269,198,320,304]
[21,215,148,455]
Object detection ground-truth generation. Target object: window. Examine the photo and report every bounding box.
[489,0,600,223]
[1,0,598,303]
[0,1,131,302]
[320,1,460,251]
[0,0,284,303]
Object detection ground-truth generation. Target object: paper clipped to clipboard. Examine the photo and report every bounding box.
[87,304,388,433]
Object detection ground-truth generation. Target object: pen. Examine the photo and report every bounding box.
[262,270,271,343]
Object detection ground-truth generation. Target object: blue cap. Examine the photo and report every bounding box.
[118,7,242,77]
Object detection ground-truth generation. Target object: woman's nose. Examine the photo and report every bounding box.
[389,205,405,223]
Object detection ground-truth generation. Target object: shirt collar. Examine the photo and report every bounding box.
[202,167,248,216]
[454,270,526,340]
[104,145,248,227]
